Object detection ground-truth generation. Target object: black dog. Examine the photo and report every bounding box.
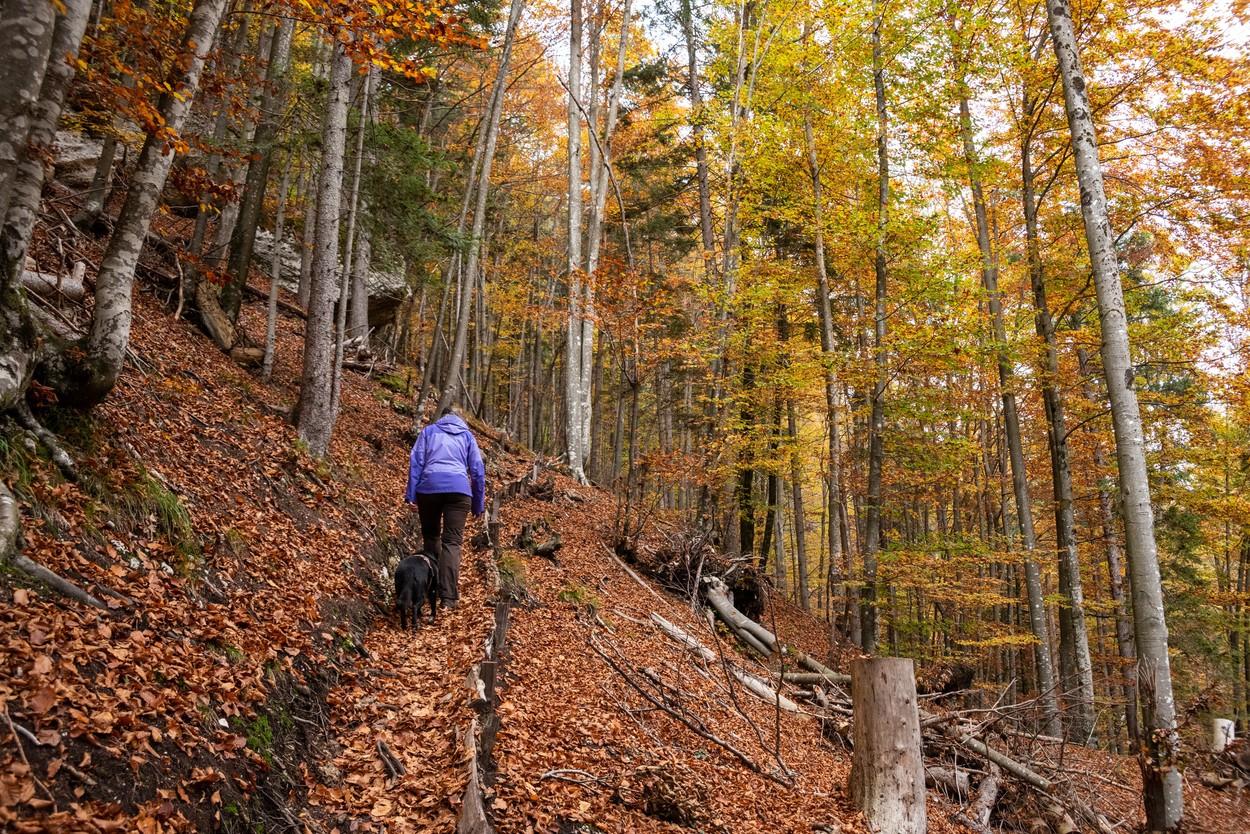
[395,553,437,630]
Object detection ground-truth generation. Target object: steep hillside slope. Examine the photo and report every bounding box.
[2,266,1249,834]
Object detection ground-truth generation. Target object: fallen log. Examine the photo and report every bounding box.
[21,262,86,301]
[777,671,851,687]
[649,613,803,714]
[702,576,849,682]
[242,281,307,319]
[701,574,1118,834]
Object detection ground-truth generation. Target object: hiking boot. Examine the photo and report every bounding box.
[442,598,459,610]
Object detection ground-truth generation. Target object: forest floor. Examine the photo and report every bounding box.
[3,197,1250,832]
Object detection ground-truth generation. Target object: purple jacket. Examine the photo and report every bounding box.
[405,414,486,515]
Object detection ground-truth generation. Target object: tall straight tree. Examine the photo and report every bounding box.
[951,36,1063,738]
[296,38,352,457]
[437,0,526,415]
[861,0,888,655]
[1045,0,1183,825]
[565,0,588,482]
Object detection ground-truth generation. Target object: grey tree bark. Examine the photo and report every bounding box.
[262,154,291,381]
[0,0,56,224]
[1045,0,1183,825]
[861,0,888,655]
[954,79,1062,738]
[298,162,316,309]
[437,0,525,416]
[849,657,927,834]
[564,0,587,481]
[296,39,351,457]
[2,0,92,286]
[83,0,229,406]
[330,68,372,421]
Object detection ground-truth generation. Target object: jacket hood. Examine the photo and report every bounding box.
[433,414,470,434]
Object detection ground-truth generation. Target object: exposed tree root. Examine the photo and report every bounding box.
[1,481,107,610]
[15,401,77,480]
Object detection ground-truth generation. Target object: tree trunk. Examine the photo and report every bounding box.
[262,153,291,381]
[1046,2,1183,825]
[0,0,56,224]
[788,397,810,610]
[223,16,294,322]
[954,77,1062,737]
[295,38,351,457]
[80,0,229,406]
[2,0,91,286]
[862,0,888,655]
[1079,345,1140,743]
[330,68,372,421]
[849,657,927,834]
[349,67,380,343]
[564,0,586,481]
[438,0,525,415]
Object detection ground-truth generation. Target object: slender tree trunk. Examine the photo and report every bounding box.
[329,70,371,422]
[295,38,351,457]
[804,116,846,638]
[262,153,291,380]
[788,396,809,610]
[0,0,56,225]
[81,0,229,406]
[1079,346,1140,743]
[2,0,91,285]
[1008,41,1100,739]
[565,0,587,481]
[438,0,525,414]
[348,67,380,343]
[862,0,888,654]
[955,78,1062,737]
[1046,2,1182,824]
[223,16,294,322]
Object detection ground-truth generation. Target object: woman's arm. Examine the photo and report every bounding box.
[467,434,486,516]
[406,430,426,503]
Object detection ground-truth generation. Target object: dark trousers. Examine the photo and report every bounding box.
[416,492,471,602]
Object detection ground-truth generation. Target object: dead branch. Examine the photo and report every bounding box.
[589,632,792,786]
[702,576,848,682]
[605,545,668,604]
[376,739,406,786]
[649,613,803,714]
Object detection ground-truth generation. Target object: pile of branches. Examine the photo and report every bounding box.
[1200,738,1250,790]
[697,576,1120,834]
[632,525,739,600]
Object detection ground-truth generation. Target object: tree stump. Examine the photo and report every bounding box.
[849,657,926,834]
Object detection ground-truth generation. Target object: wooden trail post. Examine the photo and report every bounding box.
[849,657,926,834]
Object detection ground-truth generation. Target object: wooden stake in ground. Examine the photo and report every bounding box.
[849,657,926,834]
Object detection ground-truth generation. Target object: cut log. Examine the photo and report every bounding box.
[779,671,852,687]
[849,657,926,834]
[650,613,803,714]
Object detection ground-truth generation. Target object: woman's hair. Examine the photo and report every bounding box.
[437,403,462,420]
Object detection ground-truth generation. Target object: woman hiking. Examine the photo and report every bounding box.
[405,406,486,609]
